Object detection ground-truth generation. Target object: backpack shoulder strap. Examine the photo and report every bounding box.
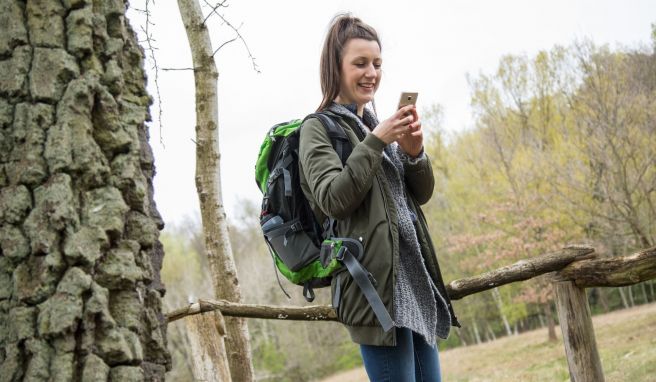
[302,111,352,166]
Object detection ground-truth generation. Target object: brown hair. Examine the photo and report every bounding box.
[317,14,381,111]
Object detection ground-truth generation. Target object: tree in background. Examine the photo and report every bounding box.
[0,0,170,380]
[423,34,655,345]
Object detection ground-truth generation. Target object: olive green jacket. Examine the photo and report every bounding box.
[298,114,462,346]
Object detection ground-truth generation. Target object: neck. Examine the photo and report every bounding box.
[334,96,365,117]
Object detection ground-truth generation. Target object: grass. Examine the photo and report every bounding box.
[319,302,656,382]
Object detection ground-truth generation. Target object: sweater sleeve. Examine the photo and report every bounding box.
[397,146,435,205]
[299,117,386,219]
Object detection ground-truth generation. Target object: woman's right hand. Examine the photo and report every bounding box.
[372,105,416,145]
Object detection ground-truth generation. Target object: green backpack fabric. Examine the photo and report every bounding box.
[255,112,351,301]
[254,112,395,331]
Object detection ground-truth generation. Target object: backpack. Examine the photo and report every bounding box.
[254,111,394,331]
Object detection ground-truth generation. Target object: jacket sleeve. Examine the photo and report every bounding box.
[398,147,435,205]
[299,117,386,220]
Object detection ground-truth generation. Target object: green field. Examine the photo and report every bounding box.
[321,302,656,382]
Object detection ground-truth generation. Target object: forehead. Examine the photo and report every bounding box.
[342,38,381,60]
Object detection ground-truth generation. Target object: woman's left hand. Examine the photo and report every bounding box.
[397,106,423,157]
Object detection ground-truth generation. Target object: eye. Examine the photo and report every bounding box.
[355,62,366,68]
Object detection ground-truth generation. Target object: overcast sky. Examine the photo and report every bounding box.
[126,0,655,228]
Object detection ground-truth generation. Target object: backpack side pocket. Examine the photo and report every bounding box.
[262,216,319,272]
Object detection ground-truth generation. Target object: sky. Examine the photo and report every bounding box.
[126,0,655,229]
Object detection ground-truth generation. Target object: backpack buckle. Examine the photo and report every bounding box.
[335,246,347,261]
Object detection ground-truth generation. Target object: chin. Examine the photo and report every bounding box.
[358,95,375,105]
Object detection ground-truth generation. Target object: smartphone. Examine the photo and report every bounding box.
[397,92,419,109]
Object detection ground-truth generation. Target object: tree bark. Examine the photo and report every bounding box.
[176,0,253,380]
[547,246,656,288]
[185,311,231,382]
[486,323,497,341]
[492,287,512,336]
[618,287,629,309]
[167,299,337,323]
[0,0,170,380]
[448,246,595,299]
[597,287,610,312]
[639,282,649,303]
[554,281,605,382]
[472,319,482,344]
[542,300,558,342]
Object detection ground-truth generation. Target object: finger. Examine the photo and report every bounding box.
[409,107,419,123]
[396,104,415,118]
[409,120,422,130]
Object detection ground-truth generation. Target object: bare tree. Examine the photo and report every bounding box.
[176,0,254,380]
[0,0,170,380]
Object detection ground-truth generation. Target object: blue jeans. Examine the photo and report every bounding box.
[359,327,442,382]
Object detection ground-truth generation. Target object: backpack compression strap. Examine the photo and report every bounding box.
[323,239,395,332]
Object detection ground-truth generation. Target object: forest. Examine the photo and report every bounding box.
[162,30,656,381]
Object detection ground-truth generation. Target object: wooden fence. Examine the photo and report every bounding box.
[166,245,656,382]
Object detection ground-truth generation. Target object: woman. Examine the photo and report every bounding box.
[298,14,462,381]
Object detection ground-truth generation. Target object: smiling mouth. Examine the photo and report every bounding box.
[359,83,375,89]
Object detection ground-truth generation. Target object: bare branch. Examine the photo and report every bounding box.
[166,245,599,323]
[167,300,337,323]
[138,0,165,147]
[213,36,238,55]
[202,0,230,25]
[201,0,260,72]
[162,67,197,71]
[549,246,656,287]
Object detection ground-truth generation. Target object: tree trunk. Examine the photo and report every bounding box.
[542,300,558,342]
[597,287,610,313]
[554,281,605,382]
[492,287,513,336]
[176,0,254,380]
[0,0,171,380]
[472,319,482,344]
[639,282,649,303]
[486,323,497,341]
[617,286,629,308]
[185,311,231,382]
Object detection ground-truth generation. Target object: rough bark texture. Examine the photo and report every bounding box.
[548,246,656,287]
[554,281,605,382]
[185,311,231,382]
[448,246,596,299]
[176,0,254,380]
[167,299,338,323]
[0,0,171,380]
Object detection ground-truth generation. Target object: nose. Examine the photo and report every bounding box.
[365,63,377,78]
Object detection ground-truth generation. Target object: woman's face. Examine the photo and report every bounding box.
[336,38,382,108]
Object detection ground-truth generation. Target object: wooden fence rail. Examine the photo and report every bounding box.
[165,245,656,382]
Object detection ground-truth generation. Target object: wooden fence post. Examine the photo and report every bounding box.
[185,311,232,381]
[553,281,605,382]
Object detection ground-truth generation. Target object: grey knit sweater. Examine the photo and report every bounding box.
[326,103,452,345]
